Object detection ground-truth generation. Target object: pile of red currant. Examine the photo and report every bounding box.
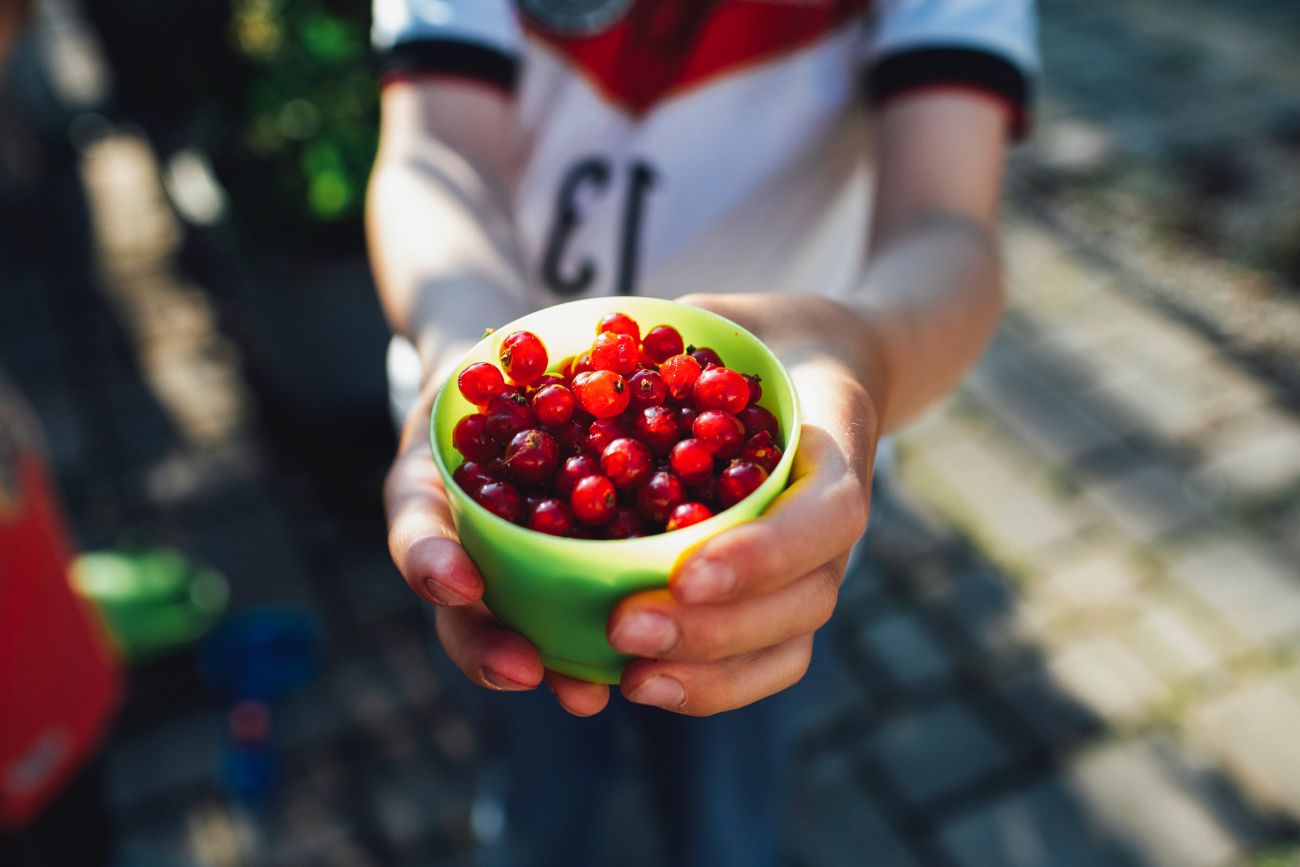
[449,311,784,539]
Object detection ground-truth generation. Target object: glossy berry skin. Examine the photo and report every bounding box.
[605,506,646,539]
[452,460,496,497]
[573,351,594,375]
[637,470,686,524]
[476,481,523,523]
[743,374,762,405]
[659,354,702,400]
[741,431,783,474]
[689,346,724,369]
[600,437,654,489]
[718,460,769,508]
[531,373,566,392]
[550,419,585,454]
[528,498,574,536]
[692,367,750,414]
[669,437,714,485]
[452,413,500,462]
[555,453,601,497]
[573,369,630,418]
[499,331,548,385]
[504,429,559,484]
[583,417,627,456]
[738,404,779,439]
[675,404,698,435]
[596,311,640,342]
[634,405,680,454]
[642,324,684,363]
[571,475,617,525]
[666,501,714,531]
[692,410,746,458]
[590,331,639,375]
[457,362,507,406]
[531,384,575,426]
[627,369,668,409]
[484,392,535,445]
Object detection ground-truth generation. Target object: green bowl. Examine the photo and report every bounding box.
[430,296,801,683]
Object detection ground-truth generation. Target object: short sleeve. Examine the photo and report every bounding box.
[371,0,522,90]
[866,0,1039,138]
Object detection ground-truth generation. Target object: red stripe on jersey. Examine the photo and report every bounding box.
[523,0,868,115]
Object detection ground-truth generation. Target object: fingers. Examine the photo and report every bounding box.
[671,423,869,604]
[435,603,544,691]
[545,671,610,717]
[384,392,485,606]
[619,634,814,717]
[610,557,845,663]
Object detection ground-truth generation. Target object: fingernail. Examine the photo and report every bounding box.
[628,676,686,708]
[481,667,531,691]
[425,577,474,606]
[674,560,735,603]
[609,612,679,656]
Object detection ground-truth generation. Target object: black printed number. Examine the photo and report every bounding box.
[541,158,658,296]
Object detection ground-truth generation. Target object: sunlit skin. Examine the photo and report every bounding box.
[370,77,1008,716]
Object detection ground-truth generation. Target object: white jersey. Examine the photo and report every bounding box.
[372,0,1037,306]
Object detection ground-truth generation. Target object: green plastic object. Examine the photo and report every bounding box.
[71,547,229,661]
[430,296,802,684]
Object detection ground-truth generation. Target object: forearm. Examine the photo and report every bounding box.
[366,82,530,383]
[850,214,1004,434]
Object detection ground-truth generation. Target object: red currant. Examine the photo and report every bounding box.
[452,413,499,462]
[600,437,653,489]
[499,331,548,385]
[571,475,617,525]
[605,505,647,539]
[555,453,601,497]
[634,406,679,454]
[573,351,594,375]
[531,384,575,426]
[453,460,496,497]
[528,498,574,536]
[692,367,750,414]
[583,417,628,456]
[738,404,779,439]
[659,354,702,400]
[636,470,686,524]
[457,362,507,406]
[531,373,566,392]
[484,392,535,445]
[476,481,523,523]
[718,460,769,508]
[741,430,783,474]
[692,410,745,457]
[666,501,713,531]
[596,312,640,343]
[668,438,714,485]
[550,419,585,454]
[689,346,724,368]
[743,374,762,405]
[590,331,639,375]
[504,429,559,484]
[642,324,684,363]
[675,404,698,435]
[573,369,629,419]
[627,369,668,409]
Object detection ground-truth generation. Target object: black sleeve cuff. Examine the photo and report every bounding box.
[867,46,1032,139]
[379,39,518,91]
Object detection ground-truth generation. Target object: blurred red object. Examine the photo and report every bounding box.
[0,401,121,830]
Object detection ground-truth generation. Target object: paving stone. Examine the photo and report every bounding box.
[1123,595,1225,683]
[789,753,918,867]
[106,711,222,811]
[1168,538,1300,647]
[994,664,1104,749]
[1083,462,1214,543]
[856,609,954,690]
[922,566,1040,668]
[872,699,1013,805]
[1046,637,1167,725]
[1067,738,1253,867]
[1193,407,1300,501]
[1189,679,1300,821]
[1034,548,1143,617]
[939,776,1133,867]
[915,435,1093,558]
